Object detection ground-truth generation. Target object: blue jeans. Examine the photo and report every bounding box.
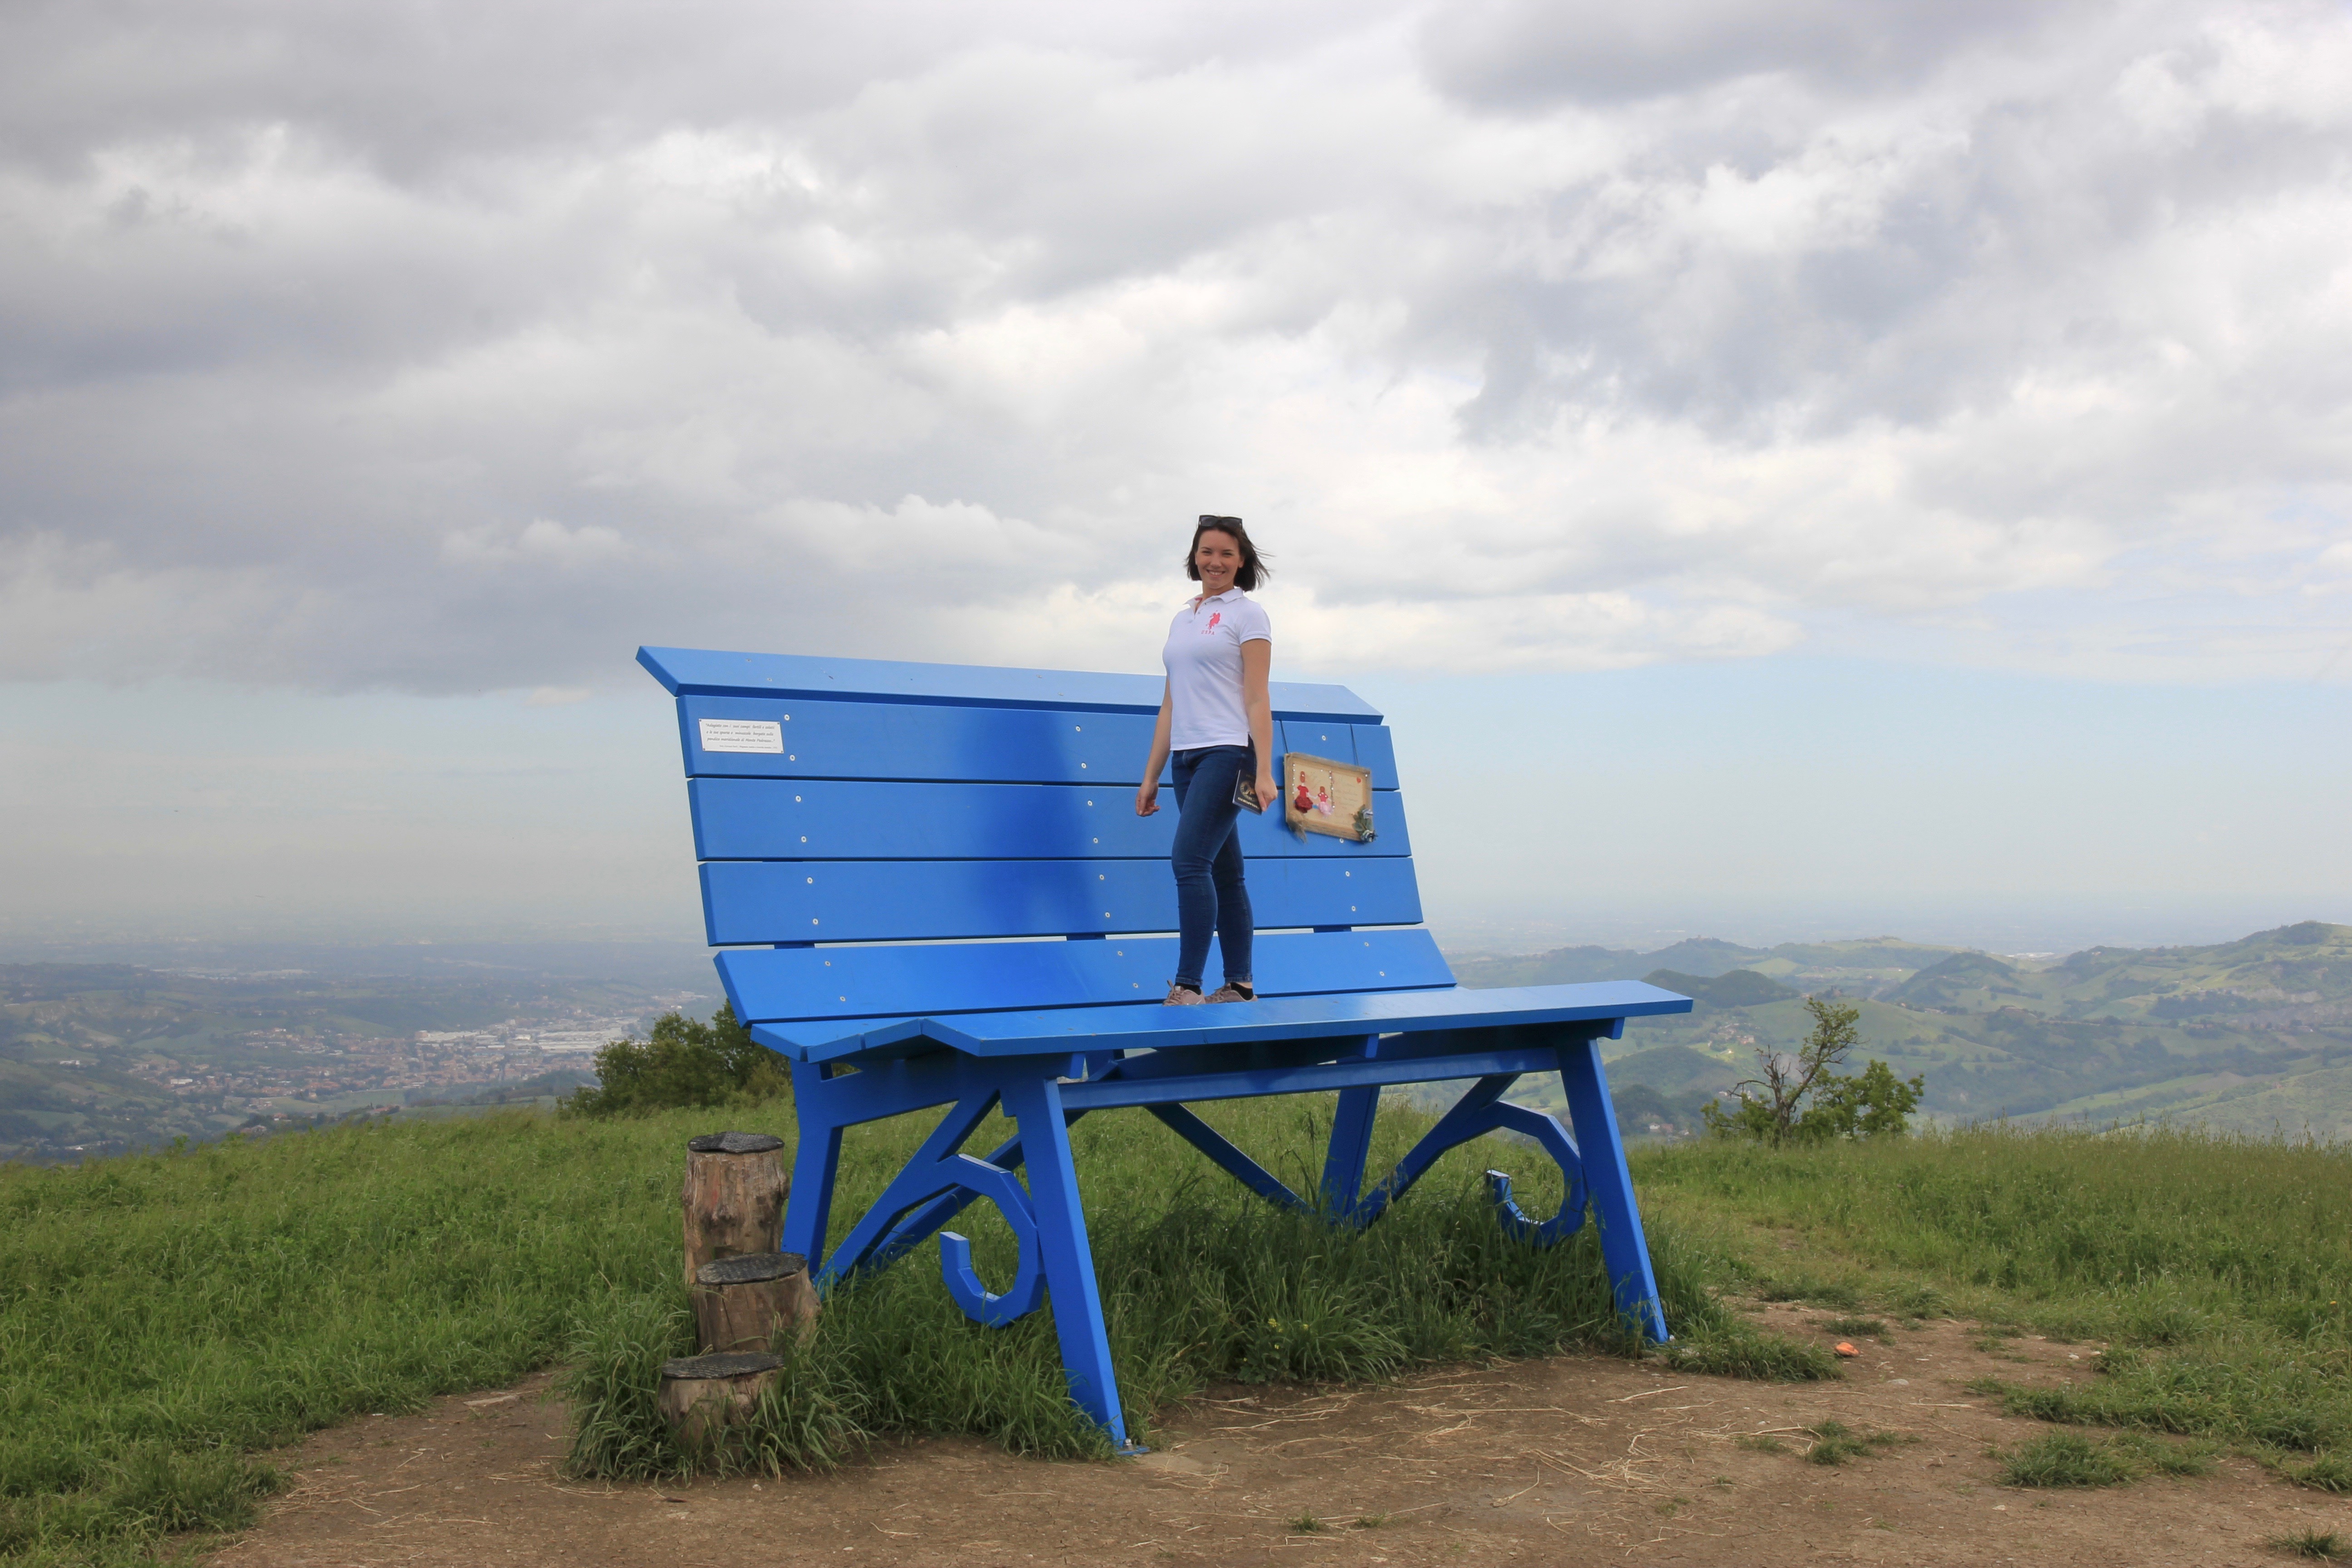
[1169,745,1254,990]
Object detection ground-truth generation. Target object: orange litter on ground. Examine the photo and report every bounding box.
[1834,1342,1861,1357]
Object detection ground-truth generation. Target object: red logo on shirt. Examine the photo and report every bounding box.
[1201,612,1221,634]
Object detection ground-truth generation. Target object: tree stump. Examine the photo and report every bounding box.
[682,1131,789,1287]
[692,1251,819,1353]
[657,1351,780,1451]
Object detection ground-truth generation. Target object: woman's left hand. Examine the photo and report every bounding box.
[1254,770,1278,813]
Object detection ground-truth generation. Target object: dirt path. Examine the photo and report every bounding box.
[216,1306,2349,1566]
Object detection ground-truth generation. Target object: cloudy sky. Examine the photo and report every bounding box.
[3,0,2348,955]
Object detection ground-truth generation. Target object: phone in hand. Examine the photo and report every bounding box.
[1231,742,1268,812]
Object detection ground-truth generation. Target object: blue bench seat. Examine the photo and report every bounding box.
[751,977,1690,1061]
[641,645,1692,1452]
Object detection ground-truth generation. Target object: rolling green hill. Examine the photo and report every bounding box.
[1456,922,2352,1140]
[1453,935,1979,991]
[1642,968,1800,1009]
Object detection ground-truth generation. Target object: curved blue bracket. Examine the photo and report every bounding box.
[1480,1102,1590,1247]
[935,1152,1047,1326]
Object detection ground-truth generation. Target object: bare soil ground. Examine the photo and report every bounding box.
[215,1306,2350,1567]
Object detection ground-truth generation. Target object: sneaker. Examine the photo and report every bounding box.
[1162,984,1205,1005]
[1205,982,1257,1003]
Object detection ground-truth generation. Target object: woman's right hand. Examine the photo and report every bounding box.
[1136,780,1159,816]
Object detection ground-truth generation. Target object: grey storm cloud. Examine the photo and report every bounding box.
[1420,0,2084,104]
[1,0,2348,695]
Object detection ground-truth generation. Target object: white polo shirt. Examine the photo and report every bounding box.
[1162,587,1272,750]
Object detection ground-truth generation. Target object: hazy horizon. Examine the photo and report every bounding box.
[4,895,2341,975]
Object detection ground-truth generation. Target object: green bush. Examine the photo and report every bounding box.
[1700,997,1923,1145]
[560,1004,789,1117]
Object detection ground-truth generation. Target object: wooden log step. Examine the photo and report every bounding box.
[687,1132,785,1155]
[692,1250,820,1354]
[681,1131,789,1287]
[657,1351,782,1451]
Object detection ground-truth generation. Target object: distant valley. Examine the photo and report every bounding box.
[7,921,2349,1164]
[1454,921,2352,1142]
[0,964,709,1163]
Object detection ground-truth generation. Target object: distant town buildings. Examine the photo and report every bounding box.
[120,1011,646,1115]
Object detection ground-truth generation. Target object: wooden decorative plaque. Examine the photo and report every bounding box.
[1282,753,1375,842]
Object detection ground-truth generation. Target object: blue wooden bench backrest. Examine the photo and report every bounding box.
[640,647,1455,1030]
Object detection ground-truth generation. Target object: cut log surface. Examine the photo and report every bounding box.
[657,1352,781,1451]
[662,1352,782,1379]
[692,1251,819,1354]
[687,1132,784,1155]
[696,1252,808,1285]
[681,1134,790,1287]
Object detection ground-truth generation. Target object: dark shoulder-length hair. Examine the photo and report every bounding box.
[1186,514,1272,592]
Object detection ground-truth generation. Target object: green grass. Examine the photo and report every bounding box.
[1802,1420,1911,1465]
[1748,1273,1862,1308]
[1637,1123,2352,1490]
[16,1100,2350,1564]
[554,1096,1808,1478]
[1993,1429,2213,1487]
[1816,1316,1889,1339]
[2269,1529,2349,1559]
[1994,1431,2140,1487]
[0,1113,697,1565]
[0,1094,1789,1565]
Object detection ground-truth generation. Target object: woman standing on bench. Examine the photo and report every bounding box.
[1137,515,1279,1005]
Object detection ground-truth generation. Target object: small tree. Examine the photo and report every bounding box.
[1701,995,1923,1146]
[559,1003,789,1117]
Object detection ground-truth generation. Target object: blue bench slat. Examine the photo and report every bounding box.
[641,646,1382,723]
[757,980,1692,1062]
[1287,718,1397,789]
[700,857,1422,946]
[689,778,1412,862]
[676,696,1401,789]
[718,928,1453,1025]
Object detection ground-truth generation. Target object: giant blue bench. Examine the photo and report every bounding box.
[640,645,1692,1451]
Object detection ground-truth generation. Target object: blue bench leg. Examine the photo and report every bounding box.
[1352,1073,1516,1227]
[782,1069,844,1271]
[1321,1084,1380,1218]
[998,1070,1133,1451]
[1554,1038,1669,1343]
[1147,1104,1307,1213]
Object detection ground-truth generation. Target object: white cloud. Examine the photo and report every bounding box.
[442,520,630,568]
[0,0,2347,694]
